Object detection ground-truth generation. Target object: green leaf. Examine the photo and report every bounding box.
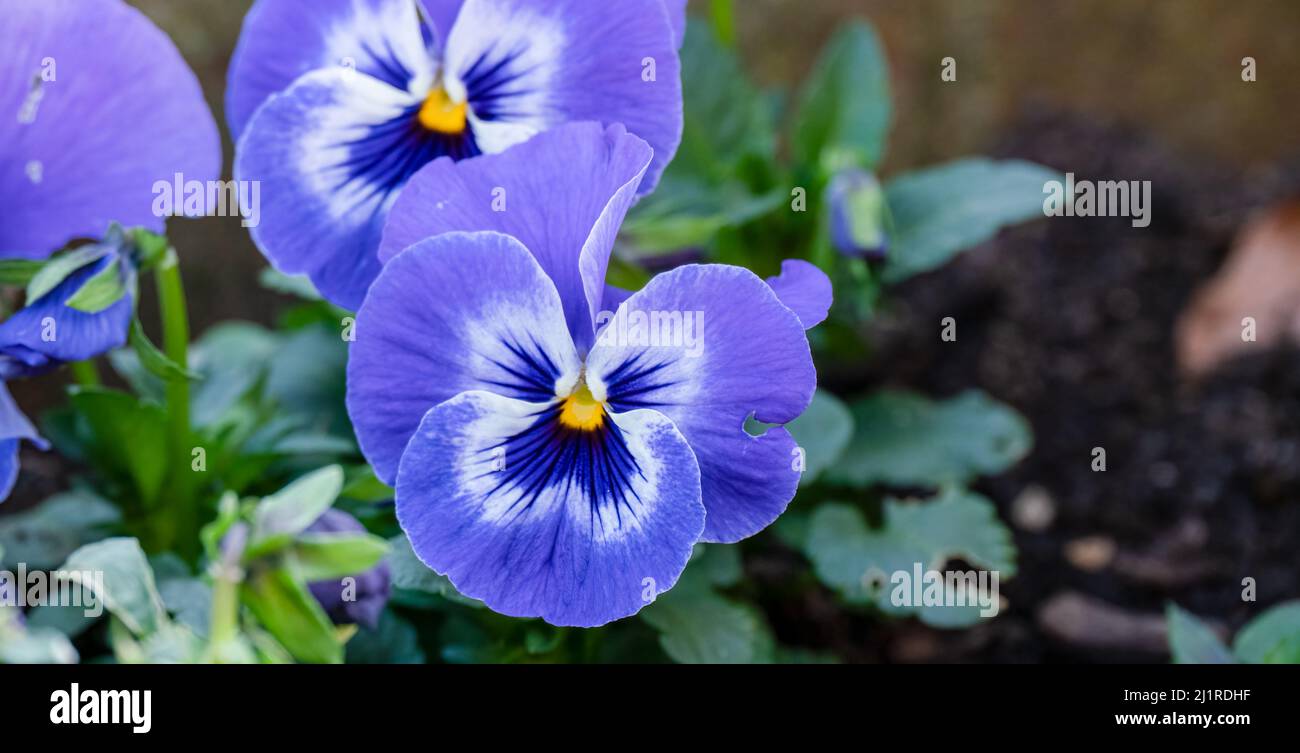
[621,182,786,255]
[345,609,425,664]
[188,321,279,427]
[292,532,389,581]
[791,19,891,172]
[65,256,127,313]
[0,259,46,286]
[269,432,356,457]
[620,20,782,255]
[640,547,773,664]
[265,324,352,439]
[112,621,203,664]
[688,543,743,588]
[386,535,483,608]
[0,616,79,664]
[1234,601,1300,664]
[0,490,121,570]
[438,615,501,663]
[259,267,321,301]
[23,603,98,639]
[1166,604,1236,664]
[676,21,775,173]
[829,390,1031,488]
[641,585,775,664]
[67,388,169,506]
[150,555,212,638]
[805,489,1016,627]
[129,228,169,269]
[129,317,200,382]
[340,466,394,502]
[248,465,344,556]
[157,577,212,639]
[524,626,566,656]
[882,158,1060,283]
[784,390,854,482]
[241,565,342,664]
[60,537,168,637]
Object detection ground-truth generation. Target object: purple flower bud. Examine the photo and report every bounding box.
[304,509,390,629]
[827,168,890,261]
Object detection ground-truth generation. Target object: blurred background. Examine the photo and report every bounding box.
[13,0,1300,662]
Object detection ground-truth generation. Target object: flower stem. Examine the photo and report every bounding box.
[70,359,100,387]
[709,0,736,47]
[155,249,196,559]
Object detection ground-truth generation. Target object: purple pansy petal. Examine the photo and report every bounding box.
[226,0,443,139]
[586,265,817,543]
[765,259,833,329]
[0,251,132,369]
[661,0,688,47]
[0,383,48,503]
[419,0,466,48]
[381,122,652,349]
[0,439,21,503]
[0,0,220,259]
[347,231,580,484]
[396,390,704,626]
[0,347,56,382]
[0,383,44,446]
[442,0,682,193]
[235,68,442,309]
[304,509,391,629]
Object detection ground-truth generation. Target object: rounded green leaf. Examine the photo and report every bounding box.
[791,19,891,172]
[1234,601,1300,664]
[1166,603,1236,664]
[830,390,1031,488]
[785,390,854,483]
[882,158,1061,283]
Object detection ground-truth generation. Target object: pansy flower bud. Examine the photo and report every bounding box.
[304,509,391,629]
[827,168,890,261]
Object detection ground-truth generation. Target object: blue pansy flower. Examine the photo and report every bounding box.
[346,122,830,626]
[0,0,221,501]
[229,0,686,310]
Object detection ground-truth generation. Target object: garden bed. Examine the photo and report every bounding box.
[761,110,1300,662]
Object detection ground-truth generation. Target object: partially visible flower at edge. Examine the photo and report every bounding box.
[1,0,220,260]
[347,122,831,626]
[228,0,686,310]
[0,0,221,502]
[0,383,48,501]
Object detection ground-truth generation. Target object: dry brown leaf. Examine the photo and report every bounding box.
[1177,200,1300,375]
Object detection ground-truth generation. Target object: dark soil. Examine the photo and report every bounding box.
[778,110,1300,662]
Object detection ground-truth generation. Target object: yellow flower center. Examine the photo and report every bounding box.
[417,87,468,134]
[558,381,605,431]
